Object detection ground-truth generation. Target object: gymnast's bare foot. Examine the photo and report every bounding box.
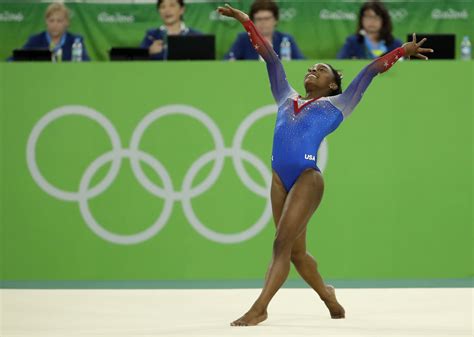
[323,285,345,319]
[230,307,268,326]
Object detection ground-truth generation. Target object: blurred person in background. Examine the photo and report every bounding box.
[11,2,90,61]
[140,0,202,60]
[337,0,402,59]
[224,0,304,60]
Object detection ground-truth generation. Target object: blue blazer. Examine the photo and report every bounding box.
[224,30,305,60]
[337,34,402,59]
[140,27,202,60]
[12,31,90,61]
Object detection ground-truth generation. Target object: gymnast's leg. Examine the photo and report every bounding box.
[290,228,345,318]
[231,168,324,326]
[271,173,345,318]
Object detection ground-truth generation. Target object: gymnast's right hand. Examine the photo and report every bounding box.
[217,4,249,23]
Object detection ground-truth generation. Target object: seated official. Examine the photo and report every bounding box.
[224,0,304,60]
[140,0,202,60]
[337,1,402,59]
[11,3,90,61]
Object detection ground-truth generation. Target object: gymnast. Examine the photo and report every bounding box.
[217,3,433,326]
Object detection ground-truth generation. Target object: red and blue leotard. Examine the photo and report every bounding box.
[242,20,405,192]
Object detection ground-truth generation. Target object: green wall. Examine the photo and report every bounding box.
[0,60,473,286]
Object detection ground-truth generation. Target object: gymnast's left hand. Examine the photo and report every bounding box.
[402,33,434,60]
[216,4,249,23]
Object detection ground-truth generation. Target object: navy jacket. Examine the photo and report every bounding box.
[224,30,305,60]
[337,34,402,59]
[12,31,90,61]
[140,26,202,60]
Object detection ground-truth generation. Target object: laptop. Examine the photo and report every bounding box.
[405,34,456,59]
[167,35,215,61]
[13,49,52,61]
[109,47,149,61]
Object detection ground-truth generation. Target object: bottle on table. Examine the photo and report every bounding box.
[162,29,168,61]
[280,36,292,61]
[460,36,471,60]
[72,37,83,62]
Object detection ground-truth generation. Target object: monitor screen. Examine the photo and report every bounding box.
[13,49,52,61]
[167,35,215,61]
[109,47,150,61]
[405,34,456,59]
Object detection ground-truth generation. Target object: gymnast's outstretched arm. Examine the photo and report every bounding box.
[329,33,433,119]
[217,4,296,106]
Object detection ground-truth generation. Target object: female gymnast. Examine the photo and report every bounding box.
[217,4,433,327]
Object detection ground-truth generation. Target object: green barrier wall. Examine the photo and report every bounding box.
[0,61,473,287]
[0,0,473,61]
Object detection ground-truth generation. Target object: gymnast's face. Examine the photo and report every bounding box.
[304,63,338,92]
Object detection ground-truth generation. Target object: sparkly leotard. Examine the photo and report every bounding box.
[242,20,405,191]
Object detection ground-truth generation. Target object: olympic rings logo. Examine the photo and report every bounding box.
[388,9,408,22]
[279,8,297,22]
[26,104,328,245]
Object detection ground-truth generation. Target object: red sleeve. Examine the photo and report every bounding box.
[239,19,296,106]
[376,47,406,74]
[241,19,279,63]
[329,47,406,118]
